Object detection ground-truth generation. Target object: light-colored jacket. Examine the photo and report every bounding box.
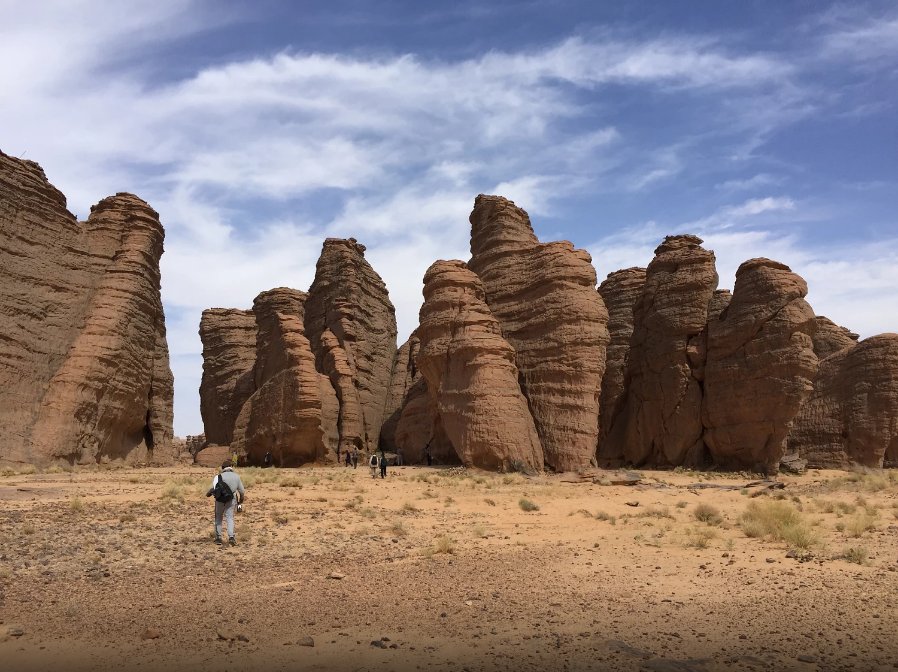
[211,467,245,501]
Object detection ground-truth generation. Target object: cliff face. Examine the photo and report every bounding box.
[790,334,898,469]
[380,332,421,453]
[468,195,609,471]
[702,259,818,473]
[604,235,718,468]
[304,238,397,452]
[199,309,256,447]
[416,260,544,471]
[0,151,174,466]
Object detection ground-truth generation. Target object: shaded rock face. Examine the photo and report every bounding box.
[231,289,326,466]
[790,334,898,469]
[199,309,256,447]
[304,238,397,452]
[0,152,173,466]
[416,260,544,471]
[597,267,646,463]
[811,316,859,360]
[702,259,818,473]
[604,235,718,468]
[394,378,458,465]
[468,195,609,471]
[380,333,421,453]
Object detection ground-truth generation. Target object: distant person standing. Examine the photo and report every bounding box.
[379,451,387,479]
[369,453,378,478]
[352,447,359,469]
[345,449,352,467]
[263,450,273,468]
[206,461,245,546]
[424,439,433,467]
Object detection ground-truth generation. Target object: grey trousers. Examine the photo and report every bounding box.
[214,498,236,539]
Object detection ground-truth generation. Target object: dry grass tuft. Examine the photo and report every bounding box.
[740,500,820,550]
[840,546,870,565]
[518,497,539,512]
[693,503,723,526]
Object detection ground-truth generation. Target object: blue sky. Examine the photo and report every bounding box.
[2,0,896,436]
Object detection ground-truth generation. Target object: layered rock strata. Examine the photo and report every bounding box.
[597,267,646,463]
[468,195,609,471]
[231,289,326,466]
[416,260,543,471]
[394,379,458,464]
[380,333,421,453]
[0,152,173,466]
[702,259,818,473]
[199,309,256,446]
[604,235,718,467]
[304,238,397,451]
[790,334,898,469]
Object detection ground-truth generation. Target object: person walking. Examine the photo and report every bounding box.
[379,451,387,479]
[206,460,245,546]
[368,453,378,478]
[345,449,352,467]
[352,447,359,469]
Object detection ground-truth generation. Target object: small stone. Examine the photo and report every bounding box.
[327,571,346,580]
[141,628,161,640]
[7,627,24,638]
[625,501,639,507]
[217,631,235,641]
[297,636,315,647]
[797,654,817,663]
[236,634,249,643]
[766,558,776,563]
[371,640,387,648]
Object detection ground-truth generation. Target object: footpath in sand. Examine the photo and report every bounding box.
[0,465,896,671]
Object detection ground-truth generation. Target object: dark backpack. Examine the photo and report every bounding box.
[212,474,234,503]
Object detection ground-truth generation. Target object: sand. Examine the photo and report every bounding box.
[1,465,896,671]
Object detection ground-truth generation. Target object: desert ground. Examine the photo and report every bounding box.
[1,464,896,672]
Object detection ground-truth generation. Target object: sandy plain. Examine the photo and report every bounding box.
[0,464,896,672]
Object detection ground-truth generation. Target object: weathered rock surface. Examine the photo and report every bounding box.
[199,309,256,447]
[380,333,421,453]
[702,258,818,473]
[393,378,458,464]
[0,152,173,466]
[304,238,397,452]
[789,334,898,468]
[468,195,609,471]
[811,316,859,360]
[231,289,326,466]
[416,260,543,471]
[597,267,646,463]
[604,235,718,467]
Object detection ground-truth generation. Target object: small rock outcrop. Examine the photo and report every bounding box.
[810,316,859,360]
[304,238,397,452]
[789,334,898,469]
[597,267,646,464]
[468,195,609,471]
[0,152,174,466]
[702,259,818,473]
[604,235,718,467]
[231,289,326,466]
[416,260,543,471]
[199,309,256,447]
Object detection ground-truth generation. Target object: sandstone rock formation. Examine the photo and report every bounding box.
[231,289,326,466]
[597,267,646,463]
[393,379,458,465]
[468,195,609,471]
[199,309,256,446]
[789,334,898,469]
[304,238,397,452]
[603,235,718,467]
[380,332,421,453]
[702,259,818,473]
[416,260,544,471]
[810,316,859,360]
[0,152,174,466]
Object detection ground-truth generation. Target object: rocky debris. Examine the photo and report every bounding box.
[778,453,808,475]
[468,195,610,472]
[416,260,543,471]
[811,316,859,360]
[604,235,718,468]
[193,444,232,467]
[790,334,898,468]
[304,238,397,452]
[199,309,257,447]
[597,267,646,465]
[184,434,205,457]
[0,152,174,467]
[231,289,326,466]
[380,332,421,453]
[297,635,315,647]
[703,258,818,473]
[141,628,162,640]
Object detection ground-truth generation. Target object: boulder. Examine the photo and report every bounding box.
[416,260,543,471]
[703,258,818,473]
[0,151,174,466]
[810,316,859,360]
[199,309,256,446]
[304,238,397,451]
[604,235,718,467]
[468,195,609,471]
[789,334,898,469]
[597,267,646,465]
